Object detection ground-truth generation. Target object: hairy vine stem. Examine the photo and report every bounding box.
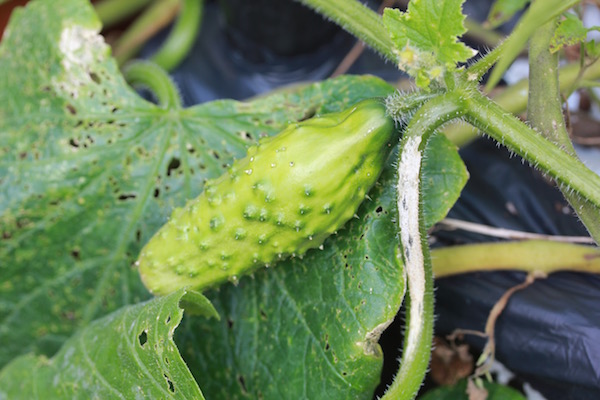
[123,60,182,109]
[384,91,466,400]
[464,90,600,210]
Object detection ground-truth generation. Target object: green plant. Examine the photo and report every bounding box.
[138,99,398,294]
[1,0,599,399]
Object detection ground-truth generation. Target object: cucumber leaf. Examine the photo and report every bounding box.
[0,289,217,399]
[0,0,468,397]
[0,0,394,372]
[550,13,588,53]
[382,0,476,88]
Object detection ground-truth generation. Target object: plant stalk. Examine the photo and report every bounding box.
[123,60,182,109]
[527,18,600,244]
[384,92,466,400]
[446,57,600,146]
[94,0,154,29]
[151,0,203,71]
[431,240,600,277]
[464,90,600,210]
[295,0,396,63]
[113,0,180,65]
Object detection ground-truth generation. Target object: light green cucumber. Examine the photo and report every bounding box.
[138,98,397,295]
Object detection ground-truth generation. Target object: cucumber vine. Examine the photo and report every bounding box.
[2,0,600,398]
[300,0,600,398]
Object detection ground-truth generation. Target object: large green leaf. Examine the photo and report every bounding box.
[0,0,470,397]
[0,0,395,369]
[0,289,217,399]
[178,159,405,399]
[175,137,467,400]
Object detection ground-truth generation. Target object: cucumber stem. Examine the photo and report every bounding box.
[123,60,182,109]
[464,90,600,211]
[296,0,396,62]
[150,0,203,71]
[431,240,600,278]
[94,0,154,29]
[527,18,600,244]
[384,92,466,400]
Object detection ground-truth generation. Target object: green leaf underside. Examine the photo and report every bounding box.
[550,13,587,53]
[0,289,217,399]
[383,0,474,87]
[486,0,530,28]
[419,378,526,400]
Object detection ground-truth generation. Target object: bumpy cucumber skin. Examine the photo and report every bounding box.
[138,99,396,295]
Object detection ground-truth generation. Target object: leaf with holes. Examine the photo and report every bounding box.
[550,13,588,53]
[176,157,405,400]
[172,131,468,399]
[0,289,217,399]
[0,0,395,371]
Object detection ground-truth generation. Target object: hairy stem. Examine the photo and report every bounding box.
[384,92,466,400]
[447,57,600,146]
[151,0,203,71]
[464,90,600,210]
[123,60,182,109]
[113,0,180,65]
[296,0,396,62]
[527,18,600,244]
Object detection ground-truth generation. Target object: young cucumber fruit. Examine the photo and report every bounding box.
[138,98,397,295]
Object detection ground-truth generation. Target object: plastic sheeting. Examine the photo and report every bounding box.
[433,138,600,400]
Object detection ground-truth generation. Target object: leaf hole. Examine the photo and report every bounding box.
[69,138,80,148]
[136,229,141,242]
[166,157,181,176]
[163,374,175,393]
[66,104,77,115]
[211,150,220,160]
[259,309,267,320]
[227,318,234,329]
[89,71,101,84]
[375,206,383,214]
[237,375,248,393]
[138,330,148,347]
[154,187,160,198]
[118,193,137,201]
[238,131,253,141]
[165,315,171,324]
[70,249,81,261]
